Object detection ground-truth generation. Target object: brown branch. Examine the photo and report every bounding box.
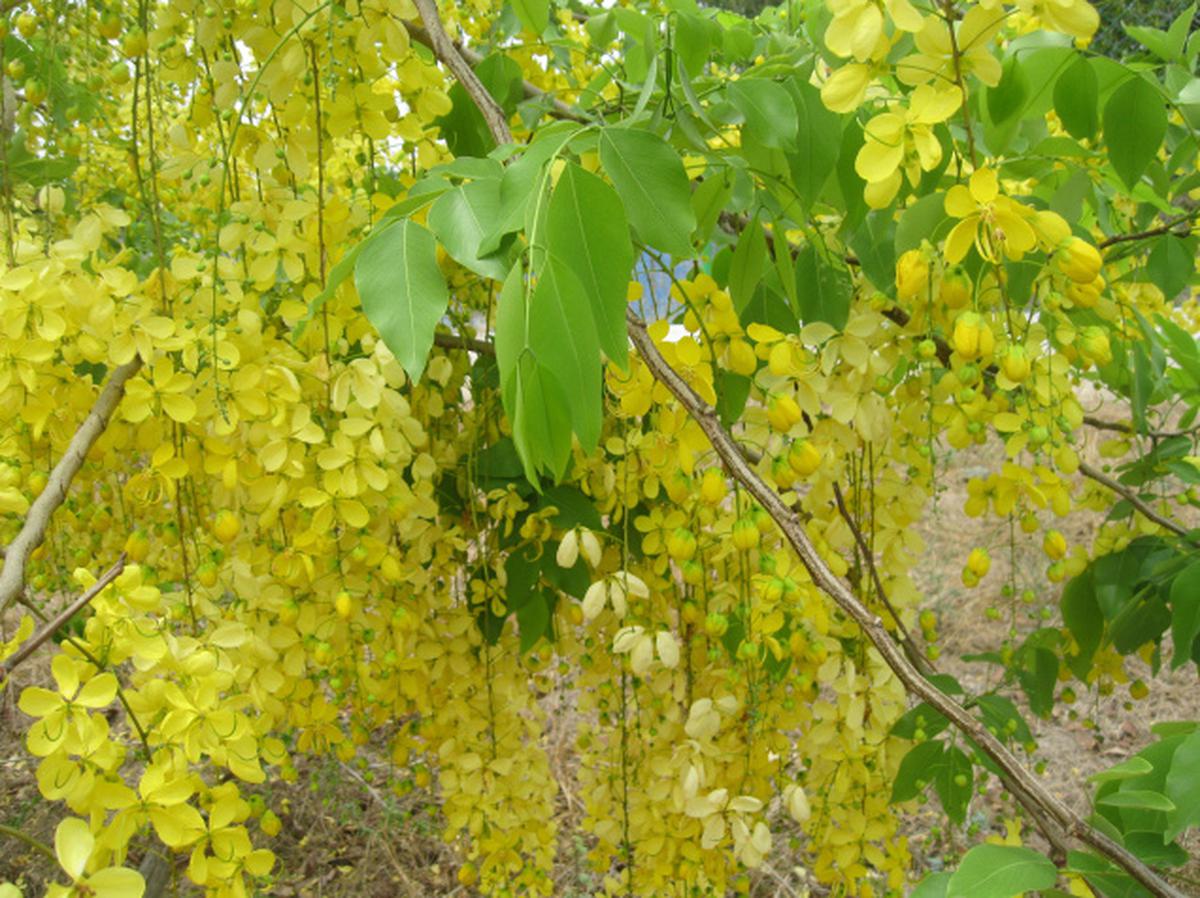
[403,21,589,125]
[1078,461,1196,545]
[408,1,513,144]
[625,308,1183,898]
[434,332,495,355]
[0,555,126,676]
[0,359,141,615]
[1100,212,1196,249]
[1082,415,1198,440]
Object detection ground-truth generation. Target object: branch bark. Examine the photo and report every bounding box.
[0,359,141,615]
[0,555,126,676]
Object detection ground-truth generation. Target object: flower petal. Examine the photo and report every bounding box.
[54,817,94,881]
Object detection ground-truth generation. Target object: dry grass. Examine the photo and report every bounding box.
[3,422,1200,896]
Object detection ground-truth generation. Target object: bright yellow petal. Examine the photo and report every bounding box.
[969,168,998,204]
[54,818,94,881]
[945,184,976,218]
[945,217,978,263]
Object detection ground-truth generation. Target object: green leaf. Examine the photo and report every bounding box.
[494,262,527,412]
[508,354,574,484]
[505,547,540,609]
[355,219,449,384]
[1017,646,1058,718]
[786,79,840,209]
[1164,729,1200,840]
[1096,789,1176,812]
[529,259,603,452]
[1066,851,1142,898]
[795,244,850,330]
[691,172,733,245]
[599,128,696,257]
[1090,756,1154,785]
[1170,560,1200,669]
[989,54,1029,126]
[428,179,509,280]
[509,0,549,35]
[892,741,945,803]
[729,216,769,312]
[895,192,948,256]
[539,485,603,531]
[546,162,634,368]
[716,371,752,428]
[934,746,973,825]
[946,845,1056,898]
[728,78,796,150]
[909,872,951,898]
[517,591,552,651]
[435,54,524,158]
[486,122,581,254]
[1104,77,1167,190]
[1147,235,1196,300]
[1053,56,1099,141]
[674,13,712,78]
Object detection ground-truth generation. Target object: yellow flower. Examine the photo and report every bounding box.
[944,168,1038,263]
[1021,0,1100,40]
[825,0,925,62]
[46,818,145,898]
[856,85,961,208]
[897,6,1006,88]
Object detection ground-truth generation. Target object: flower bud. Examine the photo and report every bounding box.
[1000,345,1030,384]
[1042,529,1067,560]
[1056,236,1102,284]
[895,248,930,301]
[1078,326,1112,366]
[966,547,991,577]
[700,467,726,505]
[788,439,822,476]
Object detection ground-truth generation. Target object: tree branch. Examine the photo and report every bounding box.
[434,332,495,355]
[1100,211,1197,249]
[1078,461,1196,545]
[402,21,589,125]
[625,308,1183,898]
[0,555,126,676]
[0,359,141,615]
[1082,414,1198,440]
[409,0,514,145]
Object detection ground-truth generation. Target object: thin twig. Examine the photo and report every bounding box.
[0,555,126,676]
[832,482,933,676]
[0,822,54,862]
[1078,461,1196,544]
[0,359,141,615]
[1100,211,1196,249]
[1082,414,1199,440]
